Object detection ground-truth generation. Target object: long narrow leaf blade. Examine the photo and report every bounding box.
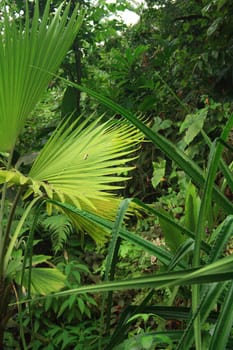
[18,254,233,304]
[209,281,233,350]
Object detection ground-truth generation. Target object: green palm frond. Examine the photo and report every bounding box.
[0,116,143,243]
[28,116,143,242]
[19,267,66,296]
[0,0,82,152]
[29,116,142,204]
[8,250,66,295]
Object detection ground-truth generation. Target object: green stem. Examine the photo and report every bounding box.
[2,187,23,261]
[3,196,41,275]
[0,150,14,225]
[154,71,190,114]
[0,149,14,277]
[0,282,14,349]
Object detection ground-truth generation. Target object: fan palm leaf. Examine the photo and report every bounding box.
[29,116,143,242]
[0,0,82,152]
[29,117,141,199]
[0,116,143,242]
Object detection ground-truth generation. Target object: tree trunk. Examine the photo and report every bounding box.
[0,279,13,348]
[73,38,82,116]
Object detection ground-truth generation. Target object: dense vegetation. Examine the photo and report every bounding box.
[0,0,233,349]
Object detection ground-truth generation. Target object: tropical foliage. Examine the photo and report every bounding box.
[1,0,233,349]
[0,0,142,347]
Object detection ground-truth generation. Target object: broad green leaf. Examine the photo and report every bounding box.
[114,332,180,350]
[61,86,78,118]
[11,252,65,296]
[31,255,52,266]
[151,158,166,189]
[141,335,153,349]
[183,181,200,232]
[158,208,186,253]
[180,109,207,146]
[77,297,85,314]
[20,267,66,295]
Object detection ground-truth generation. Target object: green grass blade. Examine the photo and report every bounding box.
[209,281,233,350]
[177,282,226,350]
[191,116,233,349]
[208,215,233,264]
[192,141,219,350]
[18,202,44,350]
[102,199,132,340]
[168,238,194,271]
[202,128,233,194]
[17,254,233,305]
[116,305,218,323]
[104,198,132,281]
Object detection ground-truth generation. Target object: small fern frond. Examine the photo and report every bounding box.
[43,214,73,254]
